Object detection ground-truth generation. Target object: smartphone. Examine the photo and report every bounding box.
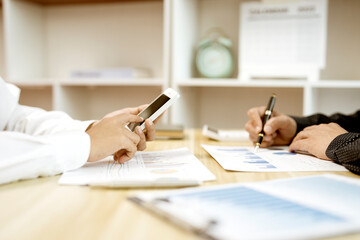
[202,125,249,141]
[128,88,180,131]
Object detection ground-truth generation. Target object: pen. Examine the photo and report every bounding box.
[254,94,276,152]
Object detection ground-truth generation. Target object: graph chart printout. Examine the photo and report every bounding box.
[202,144,347,172]
[59,148,215,187]
[130,174,360,240]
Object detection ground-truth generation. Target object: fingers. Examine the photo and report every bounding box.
[134,119,155,151]
[289,138,310,153]
[144,119,156,141]
[118,143,137,163]
[114,115,156,162]
[247,106,266,133]
[245,106,266,144]
[245,111,277,147]
[289,127,314,152]
[263,115,289,135]
[113,149,126,162]
[291,127,313,142]
[246,106,292,149]
[264,132,277,142]
[113,143,138,163]
[125,130,141,145]
[135,126,147,151]
[258,139,274,148]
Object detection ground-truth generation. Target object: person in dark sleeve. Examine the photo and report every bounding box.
[245,107,360,174]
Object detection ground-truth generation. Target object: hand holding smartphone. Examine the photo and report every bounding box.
[128,88,180,131]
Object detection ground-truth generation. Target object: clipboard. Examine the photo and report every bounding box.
[129,174,360,240]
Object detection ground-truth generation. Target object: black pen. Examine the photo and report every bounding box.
[254,94,276,152]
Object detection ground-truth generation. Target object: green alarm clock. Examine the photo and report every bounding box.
[196,32,234,78]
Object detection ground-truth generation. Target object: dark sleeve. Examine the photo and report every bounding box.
[291,110,360,134]
[326,133,360,175]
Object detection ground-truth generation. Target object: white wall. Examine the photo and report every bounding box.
[0,5,5,78]
[45,1,164,78]
[320,0,360,80]
[198,87,303,129]
[317,88,360,115]
[4,0,45,80]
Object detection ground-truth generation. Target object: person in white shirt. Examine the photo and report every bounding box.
[0,77,157,185]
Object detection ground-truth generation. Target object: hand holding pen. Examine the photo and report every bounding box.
[254,94,277,152]
[245,95,298,150]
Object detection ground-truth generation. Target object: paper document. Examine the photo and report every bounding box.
[130,174,360,240]
[202,144,347,172]
[59,148,215,187]
[240,0,328,77]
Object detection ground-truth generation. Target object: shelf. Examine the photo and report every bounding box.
[177,79,360,89]
[3,0,360,128]
[9,79,53,88]
[176,78,307,88]
[9,78,164,87]
[59,78,164,86]
[18,0,161,5]
[311,80,360,88]
[6,0,165,80]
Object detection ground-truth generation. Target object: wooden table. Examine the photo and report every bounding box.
[0,129,359,240]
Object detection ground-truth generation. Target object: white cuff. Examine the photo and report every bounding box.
[40,131,91,172]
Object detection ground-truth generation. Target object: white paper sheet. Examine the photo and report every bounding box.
[59,148,215,187]
[130,174,360,240]
[240,0,328,77]
[202,144,347,172]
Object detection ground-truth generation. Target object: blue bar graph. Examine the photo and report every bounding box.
[171,185,345,230]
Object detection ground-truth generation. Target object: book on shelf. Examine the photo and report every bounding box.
[70,68,151,79]
[155,124,184,140]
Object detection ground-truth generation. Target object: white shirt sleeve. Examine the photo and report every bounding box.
[0,78,94,185]
[0,131,91,185]
[5,104,94,135]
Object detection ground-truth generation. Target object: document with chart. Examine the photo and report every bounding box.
[59,148,215,187]
[130,174,360,240]
[202,144,347,172]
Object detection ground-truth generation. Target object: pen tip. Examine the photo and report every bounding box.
[254,145,259,152]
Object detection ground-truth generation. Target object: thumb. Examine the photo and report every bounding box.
[264,115,290,135]
[117,114,143,125]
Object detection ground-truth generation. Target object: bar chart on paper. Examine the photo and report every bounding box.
[170,186,345,236]
[131,174,360,240]
[141,152,186,174]
[202,145,348,172]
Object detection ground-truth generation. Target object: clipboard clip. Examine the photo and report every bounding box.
[153,196,219,239]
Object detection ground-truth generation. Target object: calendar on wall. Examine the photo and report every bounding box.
[239,0,328,81]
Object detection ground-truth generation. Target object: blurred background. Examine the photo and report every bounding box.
[0,0,359,128]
